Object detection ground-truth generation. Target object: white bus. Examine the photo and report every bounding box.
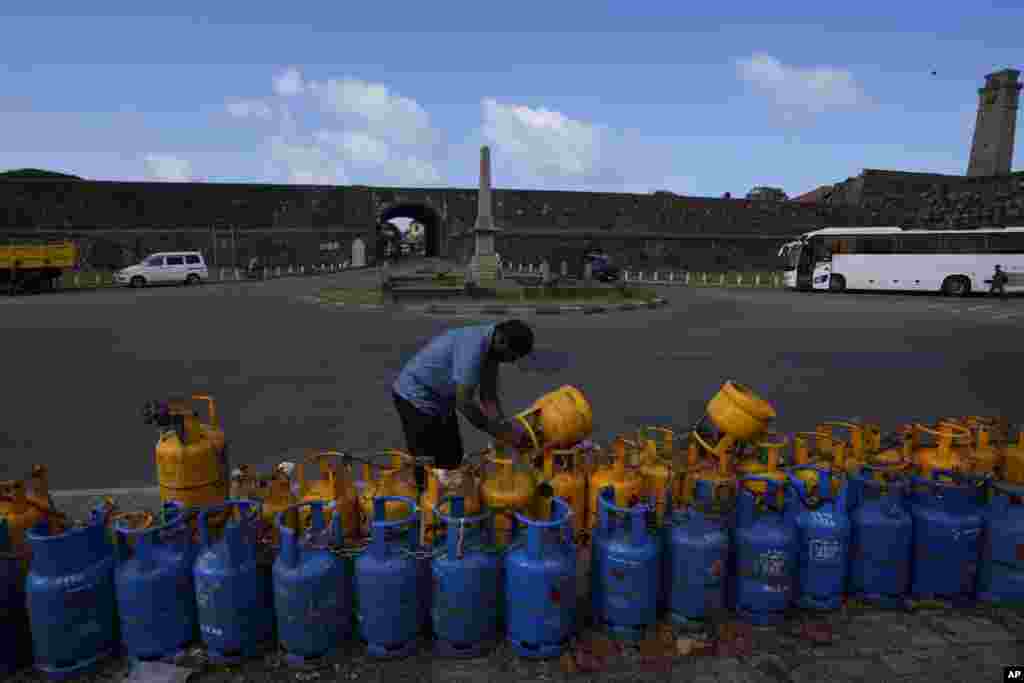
[778,226,1024,296]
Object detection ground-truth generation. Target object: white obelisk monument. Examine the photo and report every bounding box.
[468,146,501,289]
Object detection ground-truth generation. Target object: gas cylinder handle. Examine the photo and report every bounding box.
[738,475,785,512]
[992,481,1024,499]
[786,465,834,507]
[198,499,261,549]
[794,431,844,445]
[865,451,910,471]
[369,495,418,560]
[514,497,571,560]
[856,465,906,496]
[757,431,790,449]
[190,394,219,428]
[914,422,972,443]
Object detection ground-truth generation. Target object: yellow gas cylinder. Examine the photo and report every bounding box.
[872,427,913,472]
[1004,426,1024,485]
[419,463,482,547]
[229,464,254,499]
[513,385,594,451]
[960,424,1002,478]
[479,445,538,547]
[864,423,882,453]
[154,400,226,522]
[680,438,736,511]
[697,381,776,465]
[637,427,676,527]
[587,437,645,532]
[535,446,589,539]
[736,433,789,504]
[189,394,228,486]
[0,468,65,569]
[912,423,972,479]
[673,432,703,505]
[358,449,419,535]
[792,430,850,494]
[298,450,360,539]
[819,421,872,472]
[792,431,840,469]
[252,470,297,545]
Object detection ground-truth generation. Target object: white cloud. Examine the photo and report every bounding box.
[736,54,870,124]
[226,99,273,120]
[273,68,305,97]
[309,77,441,149]
[143,155,192,182]
[480,98,651,189]
[268,135,346,185]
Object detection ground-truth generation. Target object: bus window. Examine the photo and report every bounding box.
[988,233,1024,254]
[860,237,895,254]
[897,236,940,254]
[947,234,988,254]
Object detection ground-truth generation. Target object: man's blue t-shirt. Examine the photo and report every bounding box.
[393,324,497,416]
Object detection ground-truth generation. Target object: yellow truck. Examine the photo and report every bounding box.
[0,241,79,293]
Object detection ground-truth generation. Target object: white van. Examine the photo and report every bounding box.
[115,252,209,288]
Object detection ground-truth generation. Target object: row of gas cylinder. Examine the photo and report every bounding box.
[4,383,1024,677]
[0,489,584,677]
[4,461,1021,679]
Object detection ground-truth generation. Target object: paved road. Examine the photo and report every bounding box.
[2,271,1021,500]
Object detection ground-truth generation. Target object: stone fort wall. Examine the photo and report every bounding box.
[3,170,1021,272]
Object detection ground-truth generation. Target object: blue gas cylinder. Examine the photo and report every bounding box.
[431,496,501,658]
[591,486,660,642]
[733,476,796,625]
[909,470,984,604]
[355,496,420,659]
[25,507,118,681]
[1,517,33,675]
[848,466,912,608]
[664,478,732,628]
[505,496,577,659]
[114,504,198,661]
[786,466,850,611]
[193,499,275,663]
[272,501,353,665]
[977,481,1024,605]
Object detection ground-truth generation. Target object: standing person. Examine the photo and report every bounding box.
[990,265,1009,299]
[393,320,536,491]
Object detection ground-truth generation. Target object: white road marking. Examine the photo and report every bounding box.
[968,305,994,311]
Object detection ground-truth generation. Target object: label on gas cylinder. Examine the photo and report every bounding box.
[757,550,788,578]
[809,539,841,562]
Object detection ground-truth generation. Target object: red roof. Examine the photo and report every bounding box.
[792,185,833,203]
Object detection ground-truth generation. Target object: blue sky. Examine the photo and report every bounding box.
[2,2,1023,199]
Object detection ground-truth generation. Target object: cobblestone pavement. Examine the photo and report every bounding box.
[9,597,1020,682]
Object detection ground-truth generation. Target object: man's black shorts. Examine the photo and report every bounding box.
[392,391,464,470]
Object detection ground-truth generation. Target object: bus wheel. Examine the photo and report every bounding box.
[828,275,846,292]
[942,276,970,297]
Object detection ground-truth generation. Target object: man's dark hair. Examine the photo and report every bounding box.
[496,319,534,356]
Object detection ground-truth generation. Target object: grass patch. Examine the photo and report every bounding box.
[318,288,386,305]
[57,271,116,288]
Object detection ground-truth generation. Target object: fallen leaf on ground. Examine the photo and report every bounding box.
[560,651,578,674]
[574,650,604,673]
[800,621,834,644]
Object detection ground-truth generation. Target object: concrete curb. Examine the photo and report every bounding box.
[317,297,669,315]
[32,266,379,296]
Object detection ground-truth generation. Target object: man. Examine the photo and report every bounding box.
[393,320,535,490]
[990,264,1009,299]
